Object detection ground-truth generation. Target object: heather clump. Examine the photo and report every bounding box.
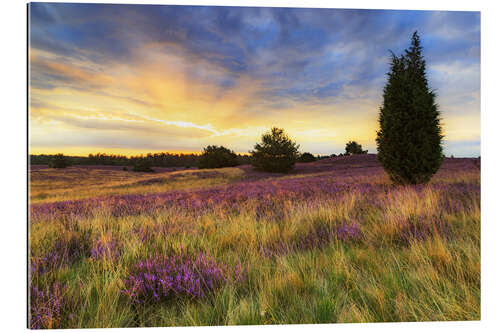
[296,222,363,251]
[91,234,121,261]
[335,223,365,242]
[29,282,81,329]
[31,231,92,276]
[30,283,66,329]
[254,201,286,221]
[56,231,93,263]
[122,252,247,304]
[397,215,451,246]
[31,250,65,277]
[262,222,363,257]
[132,223,174,242]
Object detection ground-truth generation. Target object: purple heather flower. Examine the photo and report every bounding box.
[121,252,247,304]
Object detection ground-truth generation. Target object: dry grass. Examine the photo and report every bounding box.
[29,156,480,328]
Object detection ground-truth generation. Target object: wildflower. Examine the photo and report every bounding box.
[122,252,247,304]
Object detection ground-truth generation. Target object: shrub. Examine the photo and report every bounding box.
[48,154,70,168]
[198,145,238,169]
[376,31,443,185]
[251,127,300,173]
[298,152,317,163]
[132,159,154,172]
[122,166,128,171]
[345,141,368,155]
[121,252,247,304]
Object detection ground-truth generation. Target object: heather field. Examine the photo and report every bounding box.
[28,154,480,328]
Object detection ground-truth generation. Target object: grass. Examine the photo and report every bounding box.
[28,155,480,328]
[30,167,245,204]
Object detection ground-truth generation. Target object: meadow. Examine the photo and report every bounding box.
[28,154,480,328]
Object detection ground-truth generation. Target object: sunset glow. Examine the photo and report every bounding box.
[29,4,480,157]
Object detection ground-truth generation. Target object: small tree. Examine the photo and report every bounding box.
[132,159,154,172]
[376,31,443,185]
[198,145,238,169]
[345,141,368,155]
[251,127,300,173]
[298,152,316,163]
[48,154,70,168]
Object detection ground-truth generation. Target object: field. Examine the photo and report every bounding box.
[28,154,480,328]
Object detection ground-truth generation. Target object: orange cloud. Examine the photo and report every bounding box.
[29,43,479,156]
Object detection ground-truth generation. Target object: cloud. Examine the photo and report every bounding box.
[28,4,481,156]
[30,54,114,92]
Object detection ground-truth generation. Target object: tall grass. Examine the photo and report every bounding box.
[28,157,480,328]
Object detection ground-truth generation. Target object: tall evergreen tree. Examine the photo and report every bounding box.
[376,31,443,185]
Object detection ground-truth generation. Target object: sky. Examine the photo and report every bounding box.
[28,3,480,157]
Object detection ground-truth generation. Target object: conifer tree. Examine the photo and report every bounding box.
[376,31,443,185]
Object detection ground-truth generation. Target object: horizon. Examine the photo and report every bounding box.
[29,4,480,158]
[28,150,478,159]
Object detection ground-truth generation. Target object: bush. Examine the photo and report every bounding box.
[132,159,154,172]
[298,152,316,163]
[48,154,70,168]
[376,31,443,185]
[121,252,246,304]
[198,145,238,169]
[345,141,368,155]
[251,127,300,173]
[122,166,128,171]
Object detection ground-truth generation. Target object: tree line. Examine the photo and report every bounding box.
[30,152,252,169]
[29,141,363,171]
